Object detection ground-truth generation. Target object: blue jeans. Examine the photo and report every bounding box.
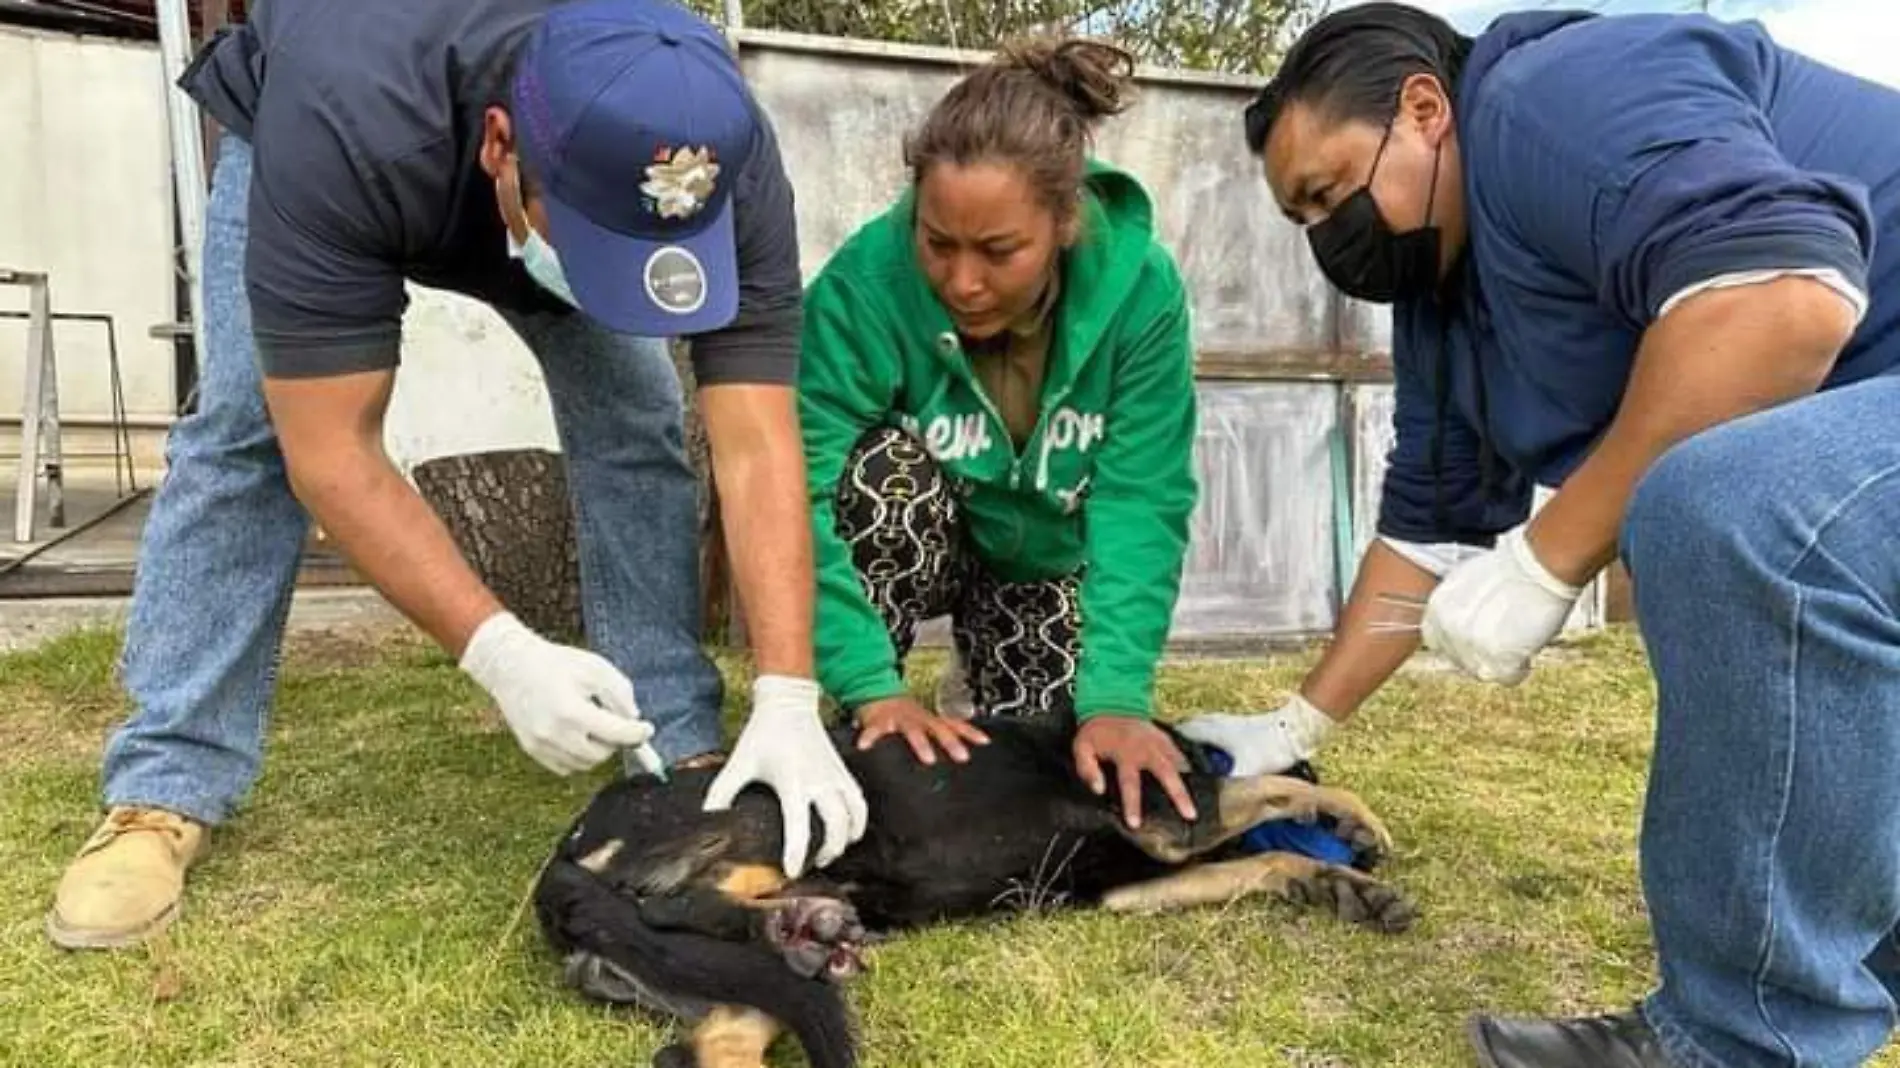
[1622,370,1900,1068]
[98,135,725,825]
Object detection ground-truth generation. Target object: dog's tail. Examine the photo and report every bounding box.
[534,857,856,1068]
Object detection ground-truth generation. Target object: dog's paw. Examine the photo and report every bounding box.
[1287,867,1419,935]
[761,897,867,982]
[1307,786,1395,858]
[1335,816,1391,874]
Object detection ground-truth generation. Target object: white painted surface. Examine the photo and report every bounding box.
[1179,383,1337,637]
[383,287,558,469]
[0,27,176,423]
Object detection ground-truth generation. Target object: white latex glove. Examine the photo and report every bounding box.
[703,676,869,878]
[1420,527,1583,686]
[1176,693,1340,776]
[458,611,662,777]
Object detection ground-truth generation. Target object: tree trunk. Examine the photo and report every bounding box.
[411,448,586,646]
[408,340,736,648]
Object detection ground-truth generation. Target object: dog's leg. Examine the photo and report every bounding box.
[1100,851,1417,933]
[607,871,839,1068]
[1214,775,1393,856]
[629,862,789,938]
[687,1005,782,1068]
[1128,774,1394,865]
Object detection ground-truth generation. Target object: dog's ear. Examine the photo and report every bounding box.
[1098,771,1228,865]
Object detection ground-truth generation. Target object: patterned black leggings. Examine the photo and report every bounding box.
[834,426,1082,720]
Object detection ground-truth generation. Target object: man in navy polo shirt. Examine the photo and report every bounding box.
[47,0,867,952]
[1199,3,1900,1066]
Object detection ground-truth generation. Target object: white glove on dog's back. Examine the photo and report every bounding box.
[1176,694,1339,777]
[1421,527,1582,686]
[703,676,869,878]
[459,611,656,776]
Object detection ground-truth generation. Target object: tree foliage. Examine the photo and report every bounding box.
[684,0,1329,76]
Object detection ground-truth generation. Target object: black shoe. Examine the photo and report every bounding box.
[1468,1008,1677,1067]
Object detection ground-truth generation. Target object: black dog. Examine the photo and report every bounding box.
[532,715,1415,1068]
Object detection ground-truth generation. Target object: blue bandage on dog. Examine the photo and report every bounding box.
[1201,747,1363,869]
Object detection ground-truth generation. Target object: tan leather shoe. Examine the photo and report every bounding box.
[46,807,207,950]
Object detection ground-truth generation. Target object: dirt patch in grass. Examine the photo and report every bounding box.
[279,620,437,674]
[0,690,124,767]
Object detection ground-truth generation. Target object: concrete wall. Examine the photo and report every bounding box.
[0,26,177,462]
[0,24,1600,639]
[744,33,1352,358]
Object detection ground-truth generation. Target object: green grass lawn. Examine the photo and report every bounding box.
[1,622,1894,1068]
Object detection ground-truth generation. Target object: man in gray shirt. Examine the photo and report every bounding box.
[47,0,867,951]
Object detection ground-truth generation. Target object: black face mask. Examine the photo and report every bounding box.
[1306,122,1443,304]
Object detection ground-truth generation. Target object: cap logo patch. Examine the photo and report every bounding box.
[641,146,720,220]
[644,246,708,316]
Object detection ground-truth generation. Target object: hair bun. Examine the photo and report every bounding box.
[1000,37,1136,123]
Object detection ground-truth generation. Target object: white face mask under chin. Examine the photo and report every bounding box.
[507,227,579,310]
[503,166,580,309]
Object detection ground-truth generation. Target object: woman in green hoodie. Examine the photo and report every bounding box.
[798,37,1201,829]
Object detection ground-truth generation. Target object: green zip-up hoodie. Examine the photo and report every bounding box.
[799,158,1198,721]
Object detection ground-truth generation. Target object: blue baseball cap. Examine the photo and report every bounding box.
[510,0,755,335]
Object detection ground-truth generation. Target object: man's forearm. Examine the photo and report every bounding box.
[1529,277,1858,585]
[287,445,503,656]
[715,451,815,679]
[701,384,815,680]
[263,369,502,658]
[1299,539,1440,723]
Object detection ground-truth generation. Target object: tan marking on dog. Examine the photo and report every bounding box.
[715,863,788,902]
[691,1005,781,1068]
[575,839,623,873]
[1101,851,1372,913]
